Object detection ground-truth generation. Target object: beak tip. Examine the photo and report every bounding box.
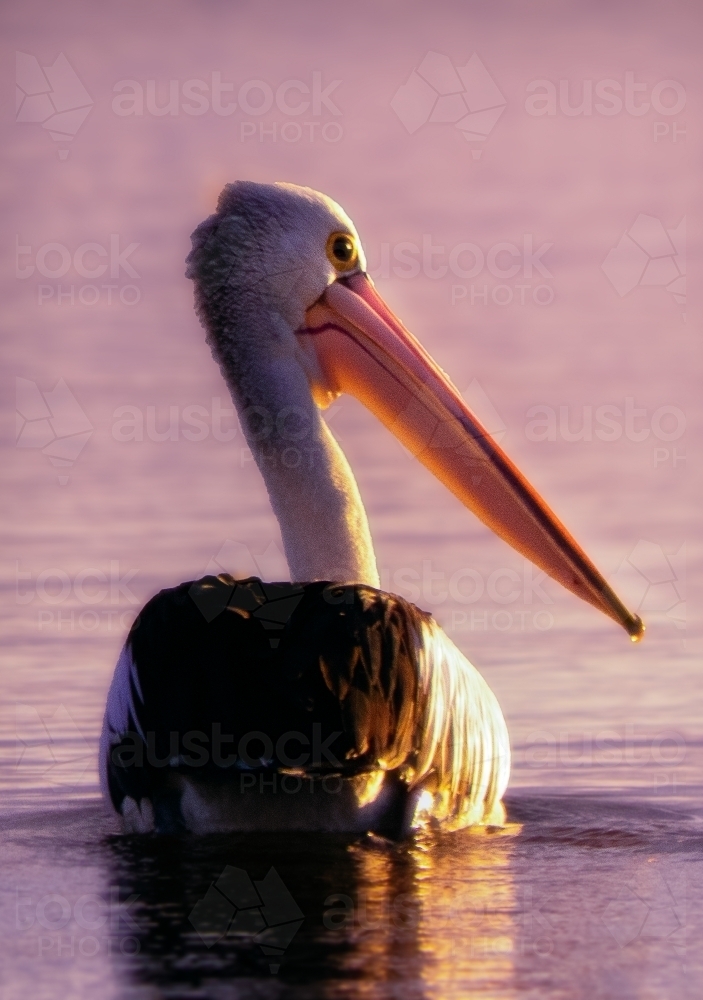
[627,615,646,643]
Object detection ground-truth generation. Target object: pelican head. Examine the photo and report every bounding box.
[186,180,644,641]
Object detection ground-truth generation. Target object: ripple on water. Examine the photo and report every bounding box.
[0,794,700,998]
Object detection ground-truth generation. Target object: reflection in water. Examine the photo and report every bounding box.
[0,798,699,998]
[107,825,522,998]
[411,828,520,999]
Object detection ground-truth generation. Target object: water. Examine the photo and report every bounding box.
[1,797,701,999]
[2,0,701,996]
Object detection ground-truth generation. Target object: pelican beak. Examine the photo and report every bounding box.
[297,271,644,641]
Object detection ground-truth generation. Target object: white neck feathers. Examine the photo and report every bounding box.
[236,353,380,587]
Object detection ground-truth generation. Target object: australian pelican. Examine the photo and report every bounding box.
[101,182,643,836]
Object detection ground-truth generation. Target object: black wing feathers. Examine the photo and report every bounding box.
[121,576,428,778]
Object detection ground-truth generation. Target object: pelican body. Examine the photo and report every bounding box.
[101,182,642,836]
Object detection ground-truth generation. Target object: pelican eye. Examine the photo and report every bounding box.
[326,231,358,271]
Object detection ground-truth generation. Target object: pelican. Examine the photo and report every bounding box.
[101,182,643,837]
